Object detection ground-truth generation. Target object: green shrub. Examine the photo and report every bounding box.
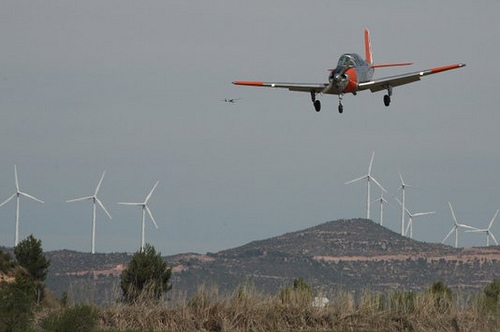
[42,304,99,332]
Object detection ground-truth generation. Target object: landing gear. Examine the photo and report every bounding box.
[338,94,344,113]
[311,91,321,112]
[383,85,393,107]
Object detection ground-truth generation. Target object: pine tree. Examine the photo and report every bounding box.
[14,234,50,303]
[120,244,172,303]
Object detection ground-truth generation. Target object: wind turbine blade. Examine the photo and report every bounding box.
[413,211,436,217]
[489,232,499,245]
[465,229,484,233]
[117,202,142,206]
[95,171,106,195]
[67,196,93,203]
[405,219,412,236]
[345,175,367,185]
[19,191,44,204]
[488,209,499,229]
[14,165,19,191]
[448,202,458,225]
[145,181,159,203]
[398,171,405,186]
[145,206,158,229]
[442,227,455,243]
[95,197,112,220]
[458,223,477,230]
[370,176,387,193]
[368,151,375,174]
[0,193,16,207]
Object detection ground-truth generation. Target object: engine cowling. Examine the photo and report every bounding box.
[328,66,358,94]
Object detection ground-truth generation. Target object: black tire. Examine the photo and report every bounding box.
[338,104,343,113]
[384,95,391,107]
[314,100,321,112]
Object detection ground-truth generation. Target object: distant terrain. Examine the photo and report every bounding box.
[9,218,500,304]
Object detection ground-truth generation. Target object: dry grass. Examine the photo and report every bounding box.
[74,283,500,332]
[30,281,500,331]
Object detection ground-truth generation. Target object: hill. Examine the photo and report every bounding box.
[33,219,500,303]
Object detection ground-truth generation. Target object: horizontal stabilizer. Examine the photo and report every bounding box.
[371,62,413,69]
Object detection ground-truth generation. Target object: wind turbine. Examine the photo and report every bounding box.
[118,181,160,251]
[442,202,476,248]
[345,152,386,220]
[396,199,435,239]
[372,189,389,225]
[394,172,416,236]
[0,165,44,246]
[466,209,499,246]
[67,171,112,254]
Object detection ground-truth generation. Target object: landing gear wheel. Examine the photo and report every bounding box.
[338,104,343,113]
[313,100,321,112]
[383,94,391,107]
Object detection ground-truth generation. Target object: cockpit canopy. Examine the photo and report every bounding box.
[337,53,365,68]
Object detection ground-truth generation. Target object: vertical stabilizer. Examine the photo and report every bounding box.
[364,29,373,65]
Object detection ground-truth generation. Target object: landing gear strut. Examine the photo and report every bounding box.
[383,85,393,107]
[311,91,321,112]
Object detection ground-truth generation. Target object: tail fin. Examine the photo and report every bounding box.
[364,29,373,65]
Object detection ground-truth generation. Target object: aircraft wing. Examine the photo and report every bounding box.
[358,63,465,93]
[232,81,327,93]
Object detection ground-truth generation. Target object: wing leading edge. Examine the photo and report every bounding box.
[358,63,466,93]
[232,81,327,93]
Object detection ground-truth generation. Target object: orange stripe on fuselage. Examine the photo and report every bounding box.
[344,68,358,93]
[232,81,264,86]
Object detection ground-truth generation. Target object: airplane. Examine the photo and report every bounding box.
[232,29,465,113]
[222,98,241,104]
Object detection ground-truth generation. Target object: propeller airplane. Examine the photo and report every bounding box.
[233,29,465,113]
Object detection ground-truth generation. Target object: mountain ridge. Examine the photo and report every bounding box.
[4,218,500,304]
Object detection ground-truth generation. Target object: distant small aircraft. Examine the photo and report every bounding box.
[233,29,465,113]
[222,98,241,104]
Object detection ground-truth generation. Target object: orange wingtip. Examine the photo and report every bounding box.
[232,81,264,86]
[371,62,413,68]
[429,63,466,74]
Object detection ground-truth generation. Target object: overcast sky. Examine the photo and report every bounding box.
[1,1,499,255]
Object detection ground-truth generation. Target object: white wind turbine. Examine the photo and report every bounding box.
[396,199,435,239]
[0,165,44,246]
[372,189,389,225]
[442,202,476,248]
[394,172,416,236]
[466,209,499,246]
[118,181,160,251]
[67,171,112,254]
[345,152,386,220]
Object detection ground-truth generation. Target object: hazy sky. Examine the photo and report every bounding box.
[1,1,499,254]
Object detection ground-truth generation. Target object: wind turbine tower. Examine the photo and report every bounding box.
[67,171,112,254]
[345,152,386,220]
[118,181,160,251]
[0,165,44,246]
